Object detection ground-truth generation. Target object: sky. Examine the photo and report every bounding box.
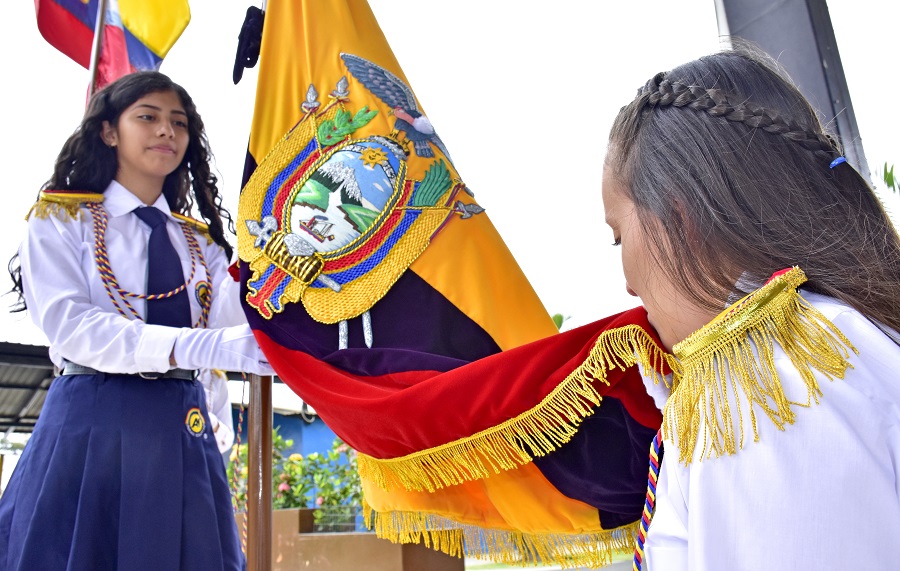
[0,0,897,347]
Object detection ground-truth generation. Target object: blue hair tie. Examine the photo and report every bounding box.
[829,156,847,169]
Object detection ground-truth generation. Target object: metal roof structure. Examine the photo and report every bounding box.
[0,342,55,434]
[0,342,313,435]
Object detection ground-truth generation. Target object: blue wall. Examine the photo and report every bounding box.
[230,409,337,457]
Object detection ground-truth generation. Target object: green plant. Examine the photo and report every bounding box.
[552,313,570,330]
[227,428,315,510]
[0,439,25,454]
[306,439,362,530]
[882,162,897,193]
[227,432,362,524]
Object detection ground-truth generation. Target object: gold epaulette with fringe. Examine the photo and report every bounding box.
[357,324,672,493]
[26,190,104,222]
[172,213,213,244]
[664,266,857,464]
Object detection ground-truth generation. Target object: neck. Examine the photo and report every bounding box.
[115,174,165,206]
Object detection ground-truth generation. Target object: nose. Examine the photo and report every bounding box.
[157,122,174,139]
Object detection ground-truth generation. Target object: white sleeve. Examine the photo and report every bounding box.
[206,246,247,329]
[645,301,900,571]
[21,213,177,373]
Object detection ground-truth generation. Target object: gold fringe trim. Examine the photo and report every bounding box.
[363,500,637,569]
[26,192,104,222]
[357,324,672,492]
[665,267,857,464]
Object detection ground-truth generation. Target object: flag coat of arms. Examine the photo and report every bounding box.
[238,1,665,567]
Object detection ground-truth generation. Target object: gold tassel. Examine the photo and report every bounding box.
[363,499,637,569]
[665,267,857,464]
[26,192,104,222]
[357,324,672,492]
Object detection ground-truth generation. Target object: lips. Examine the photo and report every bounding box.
[148,145,177,154]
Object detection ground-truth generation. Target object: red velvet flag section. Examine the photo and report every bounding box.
[252,306,671,567]
[255,307,664,466]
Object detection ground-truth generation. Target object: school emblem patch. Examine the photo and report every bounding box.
[185,407,206,437]
[238,53,483,324]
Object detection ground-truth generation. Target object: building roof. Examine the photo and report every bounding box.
[0,342,314,434]
[0,342,55,433]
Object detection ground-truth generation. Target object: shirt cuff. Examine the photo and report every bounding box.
[135,324,181,373]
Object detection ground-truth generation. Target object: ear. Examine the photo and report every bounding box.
[101,121,118,148]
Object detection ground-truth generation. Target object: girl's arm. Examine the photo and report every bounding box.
[21,212,180,373]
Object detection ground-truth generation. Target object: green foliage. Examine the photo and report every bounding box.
[883,162,897,193]
[227,431,361,519]
[413,159,452,207]
[552,313,570,330]
[318,107,379,147]
[306,439,362,529]
[0,439,25,454]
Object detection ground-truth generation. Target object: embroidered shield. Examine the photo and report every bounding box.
[238,55,473,323]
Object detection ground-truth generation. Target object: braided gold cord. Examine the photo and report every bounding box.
[87,203,211,327]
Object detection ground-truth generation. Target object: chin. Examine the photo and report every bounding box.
[645,315,673,351]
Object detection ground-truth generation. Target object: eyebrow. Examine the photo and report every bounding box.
[133,104,187,116]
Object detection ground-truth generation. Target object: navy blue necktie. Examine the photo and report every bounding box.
[133,207,191,328]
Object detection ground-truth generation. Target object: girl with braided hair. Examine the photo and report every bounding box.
[603,45,900,569]
[0,71,272,570]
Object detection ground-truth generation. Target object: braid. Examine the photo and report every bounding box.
[639,74,840,160]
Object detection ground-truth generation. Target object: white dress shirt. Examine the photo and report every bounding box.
[20,181,246,374]
[642,292,900,570]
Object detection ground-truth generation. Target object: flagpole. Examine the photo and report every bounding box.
[87,0,110,101]
[246,373,273,571]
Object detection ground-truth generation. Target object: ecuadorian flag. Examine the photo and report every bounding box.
[237,0,666,567]
[35,0,189,88]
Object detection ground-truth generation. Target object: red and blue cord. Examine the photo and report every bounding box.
[633,429,662,571]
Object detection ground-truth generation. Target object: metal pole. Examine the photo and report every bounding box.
[87,0,110,101]
[246,374,273,571]
[715,0,870,183]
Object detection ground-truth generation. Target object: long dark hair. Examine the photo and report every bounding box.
[606,44,900,333]
[9,71,235,311]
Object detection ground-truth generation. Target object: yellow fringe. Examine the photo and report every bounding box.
[26,192,104,222]
[363,500,638,569]
[665,267,857,464]
[357,324,672,492]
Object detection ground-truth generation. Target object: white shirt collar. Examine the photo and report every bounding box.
[103,180,174,220]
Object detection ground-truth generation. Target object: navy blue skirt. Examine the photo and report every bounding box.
[0,373,245,571]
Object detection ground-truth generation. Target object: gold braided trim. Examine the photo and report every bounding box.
[357,324,672,493]
[26,191,105,222]
[172,213,213,244]
[363,500,637,569]
[665,267,857,464]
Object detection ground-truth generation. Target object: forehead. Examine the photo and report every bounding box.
[601,165,632,222]
[125,90,186,113]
